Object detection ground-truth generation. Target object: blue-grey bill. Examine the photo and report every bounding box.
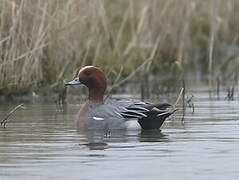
[65,78,81,86]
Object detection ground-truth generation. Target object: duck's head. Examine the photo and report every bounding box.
[65,66,107,102]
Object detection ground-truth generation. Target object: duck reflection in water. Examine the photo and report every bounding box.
[77,128,170,150]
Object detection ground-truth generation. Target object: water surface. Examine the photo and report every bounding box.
[1,91,239,180]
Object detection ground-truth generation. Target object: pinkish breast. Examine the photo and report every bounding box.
[76,102,91,129]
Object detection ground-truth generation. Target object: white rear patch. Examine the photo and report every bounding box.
[125,121,140,130]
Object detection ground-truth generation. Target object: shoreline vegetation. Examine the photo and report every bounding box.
[0,0,239,97]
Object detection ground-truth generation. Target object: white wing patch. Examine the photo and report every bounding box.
[93,116,105,121]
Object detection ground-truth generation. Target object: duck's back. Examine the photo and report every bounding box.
[78,100,175,130]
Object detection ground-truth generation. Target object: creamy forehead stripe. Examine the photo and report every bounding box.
[78,66,100,75]
[79,66,95,73]
[78,66,98,76]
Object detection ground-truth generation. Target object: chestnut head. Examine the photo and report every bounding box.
[65,66,107,92]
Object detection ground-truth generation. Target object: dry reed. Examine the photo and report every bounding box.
[0,0,239,95]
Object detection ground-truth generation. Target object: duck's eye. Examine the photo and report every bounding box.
[84,71,91,76]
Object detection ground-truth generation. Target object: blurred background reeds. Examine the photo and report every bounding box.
[0,0,239,96]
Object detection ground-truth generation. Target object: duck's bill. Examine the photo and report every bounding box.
[65,78,81,86]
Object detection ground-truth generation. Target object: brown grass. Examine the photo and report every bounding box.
[0,0,239,95]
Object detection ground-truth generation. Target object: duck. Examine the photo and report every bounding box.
[65,66,176,130]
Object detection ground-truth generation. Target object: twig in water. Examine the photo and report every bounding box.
[1,104,25,128]
[173,88,184,107]
[182,80,186,122]
[174,83,194,121]
[186,94,195,114]
[104,130,111,138]
[231,70,238,100]
[226,87,232,101]
[216,76,220,100]
[225,70,238,101]
[55,86,67,112]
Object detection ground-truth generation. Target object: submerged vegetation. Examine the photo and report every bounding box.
[0,0,239,96]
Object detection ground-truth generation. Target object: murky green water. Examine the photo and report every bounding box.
[1,91,239,180]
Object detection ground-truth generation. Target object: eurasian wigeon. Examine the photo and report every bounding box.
[65,66,176,130]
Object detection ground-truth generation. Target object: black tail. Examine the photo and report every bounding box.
[137,103,176,130]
